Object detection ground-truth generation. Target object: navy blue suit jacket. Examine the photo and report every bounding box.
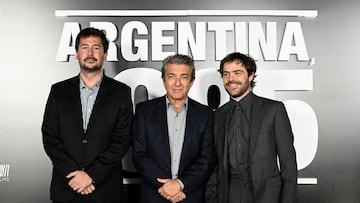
[133,96,215,203]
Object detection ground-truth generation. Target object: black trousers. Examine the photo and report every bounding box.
[53,195,95,203]
[53,197,121,203]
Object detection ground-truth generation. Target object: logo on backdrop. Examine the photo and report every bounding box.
[55,10,316,62]
[55,9,319,185]
[0,164,10,182]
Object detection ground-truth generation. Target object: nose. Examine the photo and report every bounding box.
[88,47,94,56]
[228,72,235,81]
[175,77,181,86]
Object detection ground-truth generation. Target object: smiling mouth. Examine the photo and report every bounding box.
[227,83,240,88]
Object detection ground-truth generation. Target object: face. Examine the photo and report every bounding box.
[163,63,194,103]
[222,60,254,101]
[76,36,107,73]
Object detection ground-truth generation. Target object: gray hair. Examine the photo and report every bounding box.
[161,54,195,81]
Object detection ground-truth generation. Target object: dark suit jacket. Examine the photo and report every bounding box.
[206,93,297,203]
[42,75,133,202]
[133,96,216,203]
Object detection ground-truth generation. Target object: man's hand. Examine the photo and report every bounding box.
[169,191,186,203]
[157,178,185,202]
[80,184,96,195]
[66,170,94,194]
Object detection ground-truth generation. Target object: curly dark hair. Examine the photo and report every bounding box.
[218,52,257,87]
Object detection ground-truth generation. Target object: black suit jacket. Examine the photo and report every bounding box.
[42,75,133,202]
[133,96,216,203]
[206,93,297,203]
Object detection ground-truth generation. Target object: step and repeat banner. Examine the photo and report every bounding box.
[0,0,360,202]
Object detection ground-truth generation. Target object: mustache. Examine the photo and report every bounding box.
[225,81,241,86]
[84,56,97,62]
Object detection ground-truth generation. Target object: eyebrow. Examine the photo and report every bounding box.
[223,69,244,73]
[80,43,102,46]
[166,72,189,75]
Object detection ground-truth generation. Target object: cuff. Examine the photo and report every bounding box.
[176,179,185,190]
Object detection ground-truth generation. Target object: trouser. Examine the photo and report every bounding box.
[53,194,95,203]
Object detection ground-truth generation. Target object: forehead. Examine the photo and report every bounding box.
[166,63,191,74]
[79,35,103,45]
[223,60,246,71]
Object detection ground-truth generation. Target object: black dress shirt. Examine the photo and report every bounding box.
[227,92,254,203]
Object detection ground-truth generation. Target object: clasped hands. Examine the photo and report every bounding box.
[67,170,95,195]
[157,178,186,203]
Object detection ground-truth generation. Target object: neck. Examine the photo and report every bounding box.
[80,70,103,88]
[168,97,186,112]
[232,89,252,102]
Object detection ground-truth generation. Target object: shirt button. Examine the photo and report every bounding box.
[82,139,88,144]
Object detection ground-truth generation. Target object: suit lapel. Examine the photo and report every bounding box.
[86,76,111,133]
[219,107,230,171]
[69,76,84,131]
[158,96,172,165]
[180,99,195,166]
[249,95,266,160]
[159,96,170,146]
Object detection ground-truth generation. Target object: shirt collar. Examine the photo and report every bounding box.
[79,73,103,90]
[166,96,188,112]
[230,91,253,110]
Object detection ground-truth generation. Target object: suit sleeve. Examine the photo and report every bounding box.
[85,87,134,184]
[42,85,79,176]
[205,111,220,203]
[205,164,218,203]
[132,103,169,190]
[274,102,298,203]
[177,110,216,193]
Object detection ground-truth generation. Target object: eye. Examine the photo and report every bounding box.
[181,75,189,80]
[167,74,175,80]
[222,72,229,77]
[234,70,242,75]
[80,45,88,50]
[93,46,101,51]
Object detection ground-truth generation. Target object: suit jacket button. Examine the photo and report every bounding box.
[82,139,88,144]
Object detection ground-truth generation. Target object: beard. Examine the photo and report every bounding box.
[79,57,103,73]
[225,79,251,99]
[80,64,102,73]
